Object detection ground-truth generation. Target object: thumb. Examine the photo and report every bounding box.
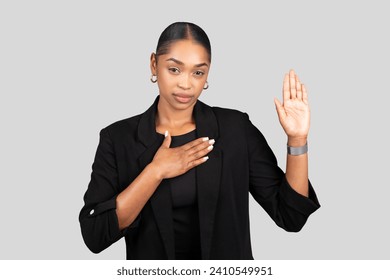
[162,130,172,148]
[274,98,286,120]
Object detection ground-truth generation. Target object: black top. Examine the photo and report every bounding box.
[165,130,201,259]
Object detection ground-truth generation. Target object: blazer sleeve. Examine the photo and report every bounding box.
[245,113,320,232]
[79,128,139,254]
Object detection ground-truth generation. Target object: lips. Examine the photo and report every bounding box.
[173,93,193,104]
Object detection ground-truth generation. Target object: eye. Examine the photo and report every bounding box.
[194,70,204,77]
[168,67,180,74]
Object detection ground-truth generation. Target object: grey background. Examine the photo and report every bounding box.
[1,0,389,259]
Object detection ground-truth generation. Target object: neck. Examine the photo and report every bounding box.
[156,98,196,134]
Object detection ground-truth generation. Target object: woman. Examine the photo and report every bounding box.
[79,22,320,260]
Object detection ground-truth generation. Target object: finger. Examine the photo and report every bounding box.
[189,143,214,162]
[302,84,308,104]
[296,75,302,100]
[161,130,171,148]
[274,98,286,120]
[187,138,214,155]
[283,73,289,103]
[185,138,214,160]
[183,136,209,151]
[290,69,297,99]
[187,156,209,169]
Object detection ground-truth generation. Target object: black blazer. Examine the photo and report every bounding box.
[79,96,320,259]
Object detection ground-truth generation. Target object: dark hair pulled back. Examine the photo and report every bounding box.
[156,22,211,62]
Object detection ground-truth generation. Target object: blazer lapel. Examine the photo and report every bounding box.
[136,97,223,260]
[137,97,175,259]
[194,100,222,260]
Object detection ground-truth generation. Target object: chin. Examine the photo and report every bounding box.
[172,101,197,111]
[170,96,198,109]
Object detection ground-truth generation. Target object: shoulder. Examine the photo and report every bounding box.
[203,102,267,144]
[211,105,248,119]
[207,104,250,128]
[197,99,248,119]
[99,113,142,139]
[99,96,159,140]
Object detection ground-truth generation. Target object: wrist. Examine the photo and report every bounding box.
[287,136,307,147]
[287,142,308,156]
[146,162,164,182]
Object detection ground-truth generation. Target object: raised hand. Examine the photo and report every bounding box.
[274,69,310,143]
[151,131,214,180]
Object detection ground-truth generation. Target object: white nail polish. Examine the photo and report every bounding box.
[202,137,209,141]
[204,156,209,161]
[209,139,215,145]
[207,145,214,151]
[164,130,168,137]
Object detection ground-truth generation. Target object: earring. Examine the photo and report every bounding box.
[150,74,157,83]
[203,81,209,90]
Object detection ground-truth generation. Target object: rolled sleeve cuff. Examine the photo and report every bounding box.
[87,196,141,236]
[279,176,321,215]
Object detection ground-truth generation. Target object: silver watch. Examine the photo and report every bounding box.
[287,142,308,156]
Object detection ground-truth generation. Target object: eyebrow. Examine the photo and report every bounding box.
[165,57,209,68]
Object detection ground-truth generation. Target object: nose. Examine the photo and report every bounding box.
[178,74,191,90]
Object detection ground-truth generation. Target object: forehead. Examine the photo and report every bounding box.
[160,40,210,64]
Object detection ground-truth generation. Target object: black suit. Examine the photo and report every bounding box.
[79,96,320,259]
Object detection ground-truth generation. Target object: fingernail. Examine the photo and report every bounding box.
[164,130,168,137]
[204,156,209,161]
[207,145,214,151]
[209,139,215,145]
[202,137,209,141]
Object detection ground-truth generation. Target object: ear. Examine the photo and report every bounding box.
[150,52,157,75]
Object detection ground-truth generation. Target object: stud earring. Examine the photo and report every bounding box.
[203,81,209,90]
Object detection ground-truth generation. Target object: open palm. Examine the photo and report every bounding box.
[274,69,310,139]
